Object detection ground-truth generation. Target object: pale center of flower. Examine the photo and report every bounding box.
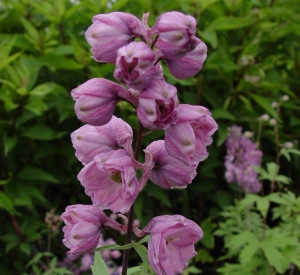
[166,236,180,245]
[182,140,191,146]
[111,171,122,184]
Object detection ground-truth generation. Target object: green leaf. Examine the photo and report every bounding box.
[211,108,235,121]
[240,193,260,208]
[133,244,149,274]
[3,134,17,154]
[200,29,218,48]
[20,242,31,255]
[239,242,260,265]
[0,191,17,214]
[25,98,48,115]
[250,94,278,119]
[199,0,221,11]
[256,197,270,218]
[206,16,255,31]
[275,175,291,185]
[22,124,66,140]
[261,241,287,274]
[138,235,151,244]
[19,17,39,44]
[266,162,278,180]
[18,167,59,183]
[91,251,109,275]
[127,266,143,275]
[216,124,229,147]
[29,83,63,96]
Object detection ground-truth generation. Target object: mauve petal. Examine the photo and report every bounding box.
[146,215,203,275]
[166,39,207,79]
[165,122,196,165]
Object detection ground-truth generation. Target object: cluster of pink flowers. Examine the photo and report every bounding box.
[225,126,262,193]
[61,11,218,275]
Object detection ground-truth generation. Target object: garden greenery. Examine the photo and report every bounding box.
[0,0,299,274]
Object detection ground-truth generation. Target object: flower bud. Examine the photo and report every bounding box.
[71,78,137,126]
[146,140,197,189]
[71,116,134,165]
[165,39,207,79]
[78,150,139,214]
[258,114,270,121]
[280,95,289,101]
[165,104,218,165]
[61,204,106,255]
[269,118,277,126]
[114,42,156,90]
[283,141,294,148]
[137,80,179,130]
[85,12,149,63]
[144,215,203,275]
[152,11,198,60]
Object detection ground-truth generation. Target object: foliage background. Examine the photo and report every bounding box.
[0,0,299,274]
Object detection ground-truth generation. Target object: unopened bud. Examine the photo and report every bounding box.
[284,141,294,148]
[271,102,279,108]
[244,131,254,138]
[280,95,289,101]
[259,114,270,121]
[269,118,277,126]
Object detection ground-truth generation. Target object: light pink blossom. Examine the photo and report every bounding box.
[137,80,179,130]
[71,78,137,126]
[78,150,139,213]
[114,42,156,90]
[146,140,197,189]
[61,204,106,255]
[225,126,262,193]
[165,104,218,165]
[151,11,198,60]
[144,215,203,275]
[71,116,133,165]
[85,12,150,63]
[166,39,207,79]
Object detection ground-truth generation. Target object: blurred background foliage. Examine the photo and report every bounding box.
[0,0,299,274]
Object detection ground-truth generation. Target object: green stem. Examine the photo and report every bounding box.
[121,120,143,275]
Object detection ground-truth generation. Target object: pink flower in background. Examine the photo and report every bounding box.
[57,233,123,274]
[78,150,139,213]
[114,42,156,90]
[151,11,198,60]
[144,215,203,275]
[225,126,262,193]
[71,78,138,126]
[85,12,150,63]
[166,39,207,79]
[71,116,133,165]
[61,205,106,255]
[137,80,179,130]
[146,140,197,189]
[165,104,218,165]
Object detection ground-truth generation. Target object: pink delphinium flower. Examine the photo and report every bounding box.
[85,12,150,63]
[137,80,179,130]
[225,126,262,193]
[114,42,156,90]
[151,11,198,60]
[144,215,203,275]
[78,150,139,213]
[146,140,197,189]
[71,116,134,165]
[165,104,218,165]
[165,39,207,79]
[71,78,138,126]
[61,205,106,255]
